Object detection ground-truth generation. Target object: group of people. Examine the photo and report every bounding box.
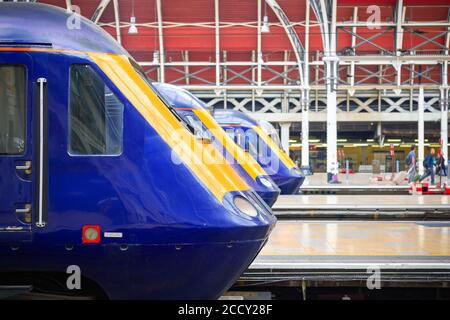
[406,146,447,185]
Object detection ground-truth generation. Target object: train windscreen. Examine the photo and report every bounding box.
[126,58,196,134]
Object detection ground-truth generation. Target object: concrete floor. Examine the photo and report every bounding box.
[303,172,419,187]
[248,220,450,272]
[258,220,450,257]
[274,194,450,209]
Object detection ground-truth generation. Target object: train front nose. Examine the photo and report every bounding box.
[254,176,281,207]
[273,167,305,194]
[126,191,276,300]
[201,191,276,298]
[256,189,279,207]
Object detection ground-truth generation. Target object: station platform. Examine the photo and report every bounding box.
[240,220,450,290]
[300,185,409,195]
[301,173,413,194]
[273,195,450,220]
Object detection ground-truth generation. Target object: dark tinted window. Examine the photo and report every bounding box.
[69,65,123,155]
[0,65,26,155]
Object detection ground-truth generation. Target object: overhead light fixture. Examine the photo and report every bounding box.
[353,143,369,147]
[152,50,159,64]
[261,15,270,33]
[129,16,138,34]
[261,0,270,34]
[258,52,264,64]
[128,0,138,34]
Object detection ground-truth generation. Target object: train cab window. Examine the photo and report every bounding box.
[69,65,124,155]
[0,65,26,155]
[127,58,186,125]
[178,112,213,141]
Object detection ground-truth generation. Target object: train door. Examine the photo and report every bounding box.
[0,52,46,242]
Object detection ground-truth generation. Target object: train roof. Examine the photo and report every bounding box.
[153,83,205,110]
[213,109,259,127]
[0,3,127,55]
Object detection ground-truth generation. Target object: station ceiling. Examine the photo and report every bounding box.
[38,0,450,88]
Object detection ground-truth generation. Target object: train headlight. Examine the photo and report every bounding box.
[258,176,273,189]
[233,196,258,217]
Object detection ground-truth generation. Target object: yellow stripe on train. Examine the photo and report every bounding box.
[89,53,249,201]
[252,125,296,169]
[193,109,267,180]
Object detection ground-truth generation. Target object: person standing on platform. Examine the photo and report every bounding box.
[419,148,436,185]
[436,152,447,177]
[406,145,416,183]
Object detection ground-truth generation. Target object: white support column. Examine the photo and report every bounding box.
[215,0,221,87]
[326,67,338,179]
[326,0,339,182]
[301,89,310,171]
[280,123,291,155]
[183,51,190,85]
[377,122,383,145]
[348,6,357,96]
[418,87,425,176]
[393,0,404,96]
[156,0,165,82]
[441,61,448,163]
[441,88,448,162]
[395,0,404,54]
[112,0,121,44]
[91,0,112,24]
[442,10,450,165]
[223,51,228,87]
[257,0,263,88]
[281,92,289,113]
[301,0,311,174]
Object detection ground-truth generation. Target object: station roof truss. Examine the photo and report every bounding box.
[14,0,450,118]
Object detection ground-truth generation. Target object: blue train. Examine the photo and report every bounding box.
[214,110,305,194]
[153,83,280,207]
[0,3,276,299]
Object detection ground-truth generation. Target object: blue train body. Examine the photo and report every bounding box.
[153,83,280,207]
[214,110,305,194]
[0,3,276,299]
